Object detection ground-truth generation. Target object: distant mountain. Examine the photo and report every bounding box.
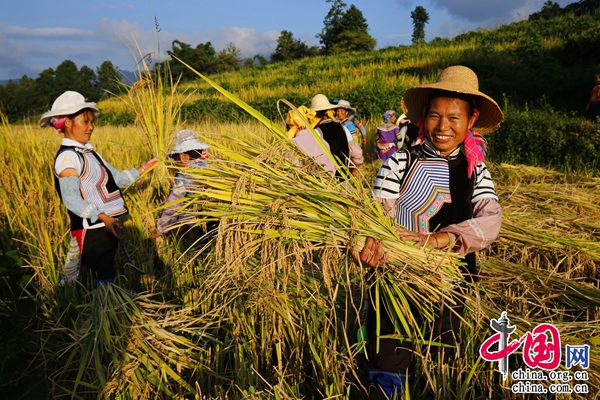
[0,71,138,86]
[118,70,139,84]
[0,78,19,85]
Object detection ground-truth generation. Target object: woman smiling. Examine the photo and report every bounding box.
[356,66,504,397]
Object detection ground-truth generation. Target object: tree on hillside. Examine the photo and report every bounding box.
[96,61,121,96]
[79,66,99,100]
[530,0,600,20]
[331,5,376,53]
[36,68,56,105]
[529,1,562,20]
[271,30,312,62]
[13,76,43,115]
[48,60,99,102]
[216,42,242,73]
[330,30,375,54]
[411,6,429,45]
[166,40,218,80]
[53,60,80,100]
[254,54,269,66]
[318,0,376,54]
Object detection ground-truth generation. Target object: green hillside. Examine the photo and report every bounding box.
[100,5,600,174]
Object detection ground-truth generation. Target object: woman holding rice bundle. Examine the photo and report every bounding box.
[354,66,504,396]
[285,105,337,174]
[40,91,158,284]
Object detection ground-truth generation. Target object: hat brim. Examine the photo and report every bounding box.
[338,106,357,113]
[170,141,210,155]
[313,104,338,112]
[39,103,100,127]
[401,83,504,135]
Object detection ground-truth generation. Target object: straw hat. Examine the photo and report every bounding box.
[39,91,100,127]
[311,94,338,112]
[401,66,504,135]
[169,130,209,155]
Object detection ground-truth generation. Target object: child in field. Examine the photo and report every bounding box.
[155,130,212,237]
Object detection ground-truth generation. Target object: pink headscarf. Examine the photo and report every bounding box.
[51,116,67,133]
[414,108,486,178]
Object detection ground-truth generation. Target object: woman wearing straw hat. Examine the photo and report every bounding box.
[310,94,364,177]
[285,105,337,174]
[40,91,159,285]
[355,66,504,396]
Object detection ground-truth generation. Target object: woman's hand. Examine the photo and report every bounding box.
[393,227,451,249]
[138,158,160,174]
[98,213,122,238]
[350,236,388,268]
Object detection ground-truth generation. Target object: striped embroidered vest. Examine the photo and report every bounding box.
[54,146,128,231]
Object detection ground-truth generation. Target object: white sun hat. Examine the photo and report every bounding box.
[39,91,100,127]
[169,130,210,156]
[310,94,338,112]
[336,99,357,113]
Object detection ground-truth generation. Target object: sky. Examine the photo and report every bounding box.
[0,0,576,81]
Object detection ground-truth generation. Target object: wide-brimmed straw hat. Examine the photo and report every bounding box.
[169,130,210,156]
[311,94,338,112]
[39,91,100,127]
[401,66,504,135]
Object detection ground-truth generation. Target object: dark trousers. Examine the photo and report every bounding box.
[75,227,118,281]
[367,288,466,374]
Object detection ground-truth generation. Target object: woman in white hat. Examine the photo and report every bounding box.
[155,129,213,237]
[334,99,367,147]
[40,91,159,284]
[310,94,364,177]
[354,66,504,396]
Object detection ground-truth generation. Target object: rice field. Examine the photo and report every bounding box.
[1,67,599,400]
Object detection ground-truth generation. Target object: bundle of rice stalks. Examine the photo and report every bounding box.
[49,283,217,399]
[149,58,476,396]
[490,163,600,280]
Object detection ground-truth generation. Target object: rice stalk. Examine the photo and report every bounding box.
[48,284,217,399]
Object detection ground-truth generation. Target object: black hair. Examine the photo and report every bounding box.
[185,149,205,159]
[171,149,205,160]
[427,89,475,116]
